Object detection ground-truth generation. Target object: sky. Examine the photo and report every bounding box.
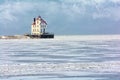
[0,0,120,35]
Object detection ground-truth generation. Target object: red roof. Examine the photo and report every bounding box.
[32,22,36,25]
[41,18,47,25]
[32,16,47,25]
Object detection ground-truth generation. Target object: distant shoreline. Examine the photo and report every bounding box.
[0,33,54,39]
[0,35,30,39]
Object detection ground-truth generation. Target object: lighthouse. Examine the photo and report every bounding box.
[0,15,54,39]
[31,16,47,35]
[30,16,54,38]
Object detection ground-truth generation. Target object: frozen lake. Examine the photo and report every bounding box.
[0,35,120,80]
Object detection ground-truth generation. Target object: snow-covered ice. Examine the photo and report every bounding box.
[0,35,120,80]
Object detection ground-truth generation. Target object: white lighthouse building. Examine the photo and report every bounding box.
[31,16,47,35]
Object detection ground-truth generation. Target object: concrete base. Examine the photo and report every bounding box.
[26,33,54,39]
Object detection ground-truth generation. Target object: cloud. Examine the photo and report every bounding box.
[110,0,120,3]
[0,0,120,24]
[0,0,120,35]
[0,1,34,23]
[59,0,120,21]
[93,6,120,21]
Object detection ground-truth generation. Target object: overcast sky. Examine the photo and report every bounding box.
[0,0,120,35]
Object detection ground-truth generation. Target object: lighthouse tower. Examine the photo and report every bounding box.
[31,16,47,35]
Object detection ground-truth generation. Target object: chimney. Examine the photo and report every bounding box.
[34,18,36,23]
